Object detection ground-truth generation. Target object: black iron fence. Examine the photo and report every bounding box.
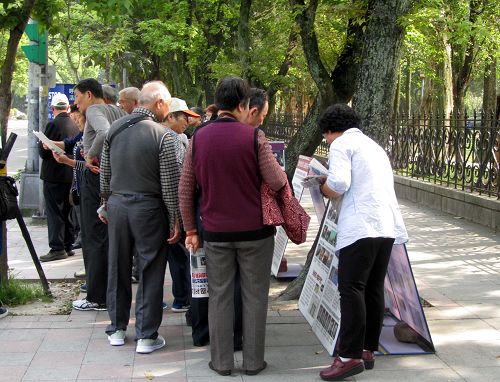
[263,111,500,199]
[390,111,499,199]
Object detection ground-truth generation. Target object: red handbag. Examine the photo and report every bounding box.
[261,182,310,244]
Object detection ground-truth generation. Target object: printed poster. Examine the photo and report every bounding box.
[299,199,433,355]
[190,249,209,298]
[270,155,312,276]
[306,158,329,223]
[298,201,341,354]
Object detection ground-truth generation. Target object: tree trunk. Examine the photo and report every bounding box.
[451,0,480,116]
[482,57,497,115]
[238,0,252,80]
[284,98,323,179]
[278,3,366,301]
[404,59,411,115]
[284,0,364,173]
[352,0,413,146]
[441,32,454,117]
[0,0,37,284]
[266,30,299,123]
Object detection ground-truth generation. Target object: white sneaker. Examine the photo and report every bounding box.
[108,330,126,346]
[72,299,107,311]
[136,335,166,354]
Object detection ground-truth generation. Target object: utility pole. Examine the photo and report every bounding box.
[19,20,47,215]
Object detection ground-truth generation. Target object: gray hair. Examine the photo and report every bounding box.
[102,84,119,103]
[139,81,171,106]
[119,87,140,101]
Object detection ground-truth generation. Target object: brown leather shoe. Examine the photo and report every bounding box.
[245,361,267,375]
[362,350,375,370]
[319,357,364,381]
[208,361,231,376]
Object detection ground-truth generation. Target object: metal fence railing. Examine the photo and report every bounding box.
[390,111,499,199]
[263,111,500,199]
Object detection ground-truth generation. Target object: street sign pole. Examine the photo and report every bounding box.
[19,19,47,215]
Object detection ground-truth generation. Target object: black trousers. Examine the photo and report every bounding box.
[43,181,74,251]
[168,241,190,306]
[337,237,395,359]
[80,169,108,305]
[105,194,168,340]
[190,267,243,349]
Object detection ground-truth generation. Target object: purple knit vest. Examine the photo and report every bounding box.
[194,119,270,241]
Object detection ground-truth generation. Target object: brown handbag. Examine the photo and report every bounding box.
[261,182,310,244]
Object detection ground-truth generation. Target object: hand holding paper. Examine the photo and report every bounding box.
[33,131,66,155]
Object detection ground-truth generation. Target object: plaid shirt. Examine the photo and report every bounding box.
[100,107,183,230]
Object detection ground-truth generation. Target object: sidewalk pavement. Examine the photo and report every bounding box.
[1,197,499,381]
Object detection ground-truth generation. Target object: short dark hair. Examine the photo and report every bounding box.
[205,104,218,114]
[74,78,103,99]
[69,104,79,113]
[249,88,268,112]
[190,106,203,116]
[214,76,250,111]
[318,103,361,134]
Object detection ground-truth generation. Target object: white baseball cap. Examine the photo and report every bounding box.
[169,98,200,117]
[51,93,69,107]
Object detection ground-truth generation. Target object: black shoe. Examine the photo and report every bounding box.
[40,250,67,262]
[66,249,75,257]
[72,241,82,250]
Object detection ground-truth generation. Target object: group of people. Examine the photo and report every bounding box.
[37,74,407,380]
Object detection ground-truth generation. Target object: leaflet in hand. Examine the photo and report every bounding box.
[33,131,66,156]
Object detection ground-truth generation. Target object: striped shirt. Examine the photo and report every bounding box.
[83,103,126,158]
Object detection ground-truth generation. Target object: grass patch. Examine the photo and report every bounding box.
[0,275,52,306]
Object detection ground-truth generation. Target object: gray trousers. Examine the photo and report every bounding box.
[105,194,169,340]
[205,236,274,370]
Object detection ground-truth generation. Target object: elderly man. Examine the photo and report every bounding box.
[102,84,119,105]
[118,87,140,114]
[100,81,183,354]
[162,98,199,312]
[72,79,126,311]
[38,93,79,262]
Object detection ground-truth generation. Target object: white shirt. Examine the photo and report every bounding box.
[326,128,408,250]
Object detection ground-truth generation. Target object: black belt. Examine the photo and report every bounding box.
[112,192,161,198]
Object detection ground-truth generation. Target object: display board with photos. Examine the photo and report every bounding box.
[270,155,312,276]
[299,204,435,355]
[298,201,342,353]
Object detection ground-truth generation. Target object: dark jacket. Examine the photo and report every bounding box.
[39,112,79,183]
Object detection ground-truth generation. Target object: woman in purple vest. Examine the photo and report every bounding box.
[179,76,287,376]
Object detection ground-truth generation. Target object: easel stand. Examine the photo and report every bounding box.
[15,207,51,296]
[0,132,51,296]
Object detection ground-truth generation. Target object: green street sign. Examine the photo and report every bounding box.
[21,22,47,65]
[25,23,40,42]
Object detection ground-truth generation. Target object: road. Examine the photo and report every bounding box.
[4,118,29,176]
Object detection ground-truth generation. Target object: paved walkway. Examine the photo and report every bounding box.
[1,198,499,381]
